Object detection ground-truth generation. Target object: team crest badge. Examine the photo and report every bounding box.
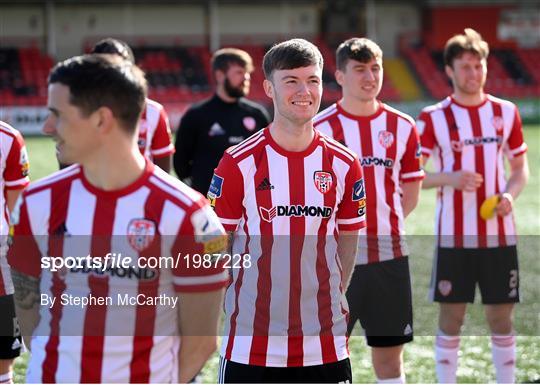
[127,219,156,252]
[438,280,452,296]
[378,130,394,149]
[491,116,504,133]
[313,171,333,194]
[243,116,256,131]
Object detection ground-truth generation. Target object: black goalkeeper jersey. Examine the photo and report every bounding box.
[174,94,270,194]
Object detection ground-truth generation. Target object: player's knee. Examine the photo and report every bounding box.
[486,314,513,334]
[373,358,402,379]
[439,313,465,335]
[372,348,403,379]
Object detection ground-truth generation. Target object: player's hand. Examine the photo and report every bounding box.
[449,171,483,191]
[495,192,513,217]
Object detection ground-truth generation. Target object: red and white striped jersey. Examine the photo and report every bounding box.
[7,161,228,383]
[138,98,175,160]
[210,127,366,367]
[0,121,30,296]
[314,102,424,264]
[417,95,527,248]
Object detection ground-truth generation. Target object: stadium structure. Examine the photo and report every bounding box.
[0,0,538,133]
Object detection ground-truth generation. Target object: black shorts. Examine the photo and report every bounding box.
[431,245,519,304]
[345,257,413,348]
[0,295,22,359]
[218,357,352,384]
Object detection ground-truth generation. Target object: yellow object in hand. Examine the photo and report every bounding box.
[480,195,500,220]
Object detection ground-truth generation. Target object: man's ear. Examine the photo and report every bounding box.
[263,79,273,98]
[94,106,115,135]
[335,69,344,87]
[445,65,454,81]
[215,69,225,84]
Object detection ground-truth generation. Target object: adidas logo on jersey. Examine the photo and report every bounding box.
[404,324,413,335]
[209,122,225,136]
[256,178,274,191]
[11,338,21,350]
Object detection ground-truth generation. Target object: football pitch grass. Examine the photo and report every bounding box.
[14,126,540,383]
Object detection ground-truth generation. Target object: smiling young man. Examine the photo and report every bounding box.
[417,29,529,383]
[7,54,228,383]
[210,38,366,383]
[314,38,424,383]
[174,48,270,194]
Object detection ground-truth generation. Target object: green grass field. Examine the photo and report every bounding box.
[14,126,540,383]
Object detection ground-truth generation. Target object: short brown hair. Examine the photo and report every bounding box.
[48,54,147,134]
[336,38,383,71]
[263,38,323,80]
[211,48,253,73]
[444,28,489,67]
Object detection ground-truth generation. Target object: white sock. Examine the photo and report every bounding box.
[0,372,13,384]
[491,334,516,383]
[435,330,460,383]
[377,374,405,383]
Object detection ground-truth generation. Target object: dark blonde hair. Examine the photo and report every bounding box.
[444,28,489,68]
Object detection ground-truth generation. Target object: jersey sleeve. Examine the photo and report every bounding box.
[336,157,366,232]
[504,106,527,159]
[150,106,175,158]
[7,194,42,278]
[209,152,244,232]
[170,199,229,293]
[4,131,30,190]
[400,123,425,183]
[417,110,437,161]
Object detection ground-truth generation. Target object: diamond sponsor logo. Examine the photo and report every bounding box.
[259,205,333,222]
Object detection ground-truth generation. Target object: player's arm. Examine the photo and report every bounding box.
[416,111,482,191]
[177,288,224,383]
[495,153,529,216]
[3,129,30,205]
[150,105,174,173]
[6,189,24,214]
[400,122,424,217]
[11,269,40,350]
[337,230,360,289]
[401,180,421,218]
[422,170,483,191]
[173,110,197,181]
[336,157,366,289]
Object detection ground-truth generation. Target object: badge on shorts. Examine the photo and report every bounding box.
[438,280,452,296]
[313,171,333,194]
[127,218,156,252]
